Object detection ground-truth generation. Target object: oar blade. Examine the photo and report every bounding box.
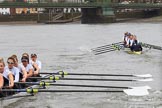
[123,88,149,96]
[130,86,151,90]
[135,74,152,78]
[137,78,153,82]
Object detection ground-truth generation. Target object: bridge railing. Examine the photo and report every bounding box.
[0,1,162,8]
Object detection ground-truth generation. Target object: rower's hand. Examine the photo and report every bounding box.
[8,81,14,88]
[34,71,39,76]
[21,78,26,82]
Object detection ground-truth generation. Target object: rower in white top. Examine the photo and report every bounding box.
[20,56,34,78]
[30,53,42,76]
[11,54,27,82]
[5,57,19,82]
[0,60,14,89]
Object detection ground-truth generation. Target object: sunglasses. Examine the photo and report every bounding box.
[7,62,14,64]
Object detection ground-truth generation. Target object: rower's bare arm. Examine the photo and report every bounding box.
[33,63,40,76]
[8,73,14,88]
[22,68,27,79]
[27,69,33,77]
[0,75,4,88]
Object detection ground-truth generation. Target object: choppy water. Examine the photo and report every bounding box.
[0,22,162,108]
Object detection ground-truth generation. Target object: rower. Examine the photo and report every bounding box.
[30,53,42,77]
[0,57,4,62]
[123,32,129,45]
[20,56,34,78]
[125,33,133,48]
[11,54,27,82]
[0,60,14,89]
[22,52,29,58]
[5,57,20,82]
[124,33,132,47]
[130,35,143,52]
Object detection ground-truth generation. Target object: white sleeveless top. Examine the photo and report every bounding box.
[17,64,26,74]
[20,63,33,73]
[30,60,42,70]
[3,68,11,80]
[5,66,20,82]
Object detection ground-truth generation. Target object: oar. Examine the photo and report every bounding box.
[91,42,123,51]
[1,87,150,96]
[28,76,153,82]
[94,48,122,55]
[93,44,124,55]
[139,42,162,50]
[92,44,121,53]
[92,43,123,52]
[92,46,118,52]
[15,82,151,90]
[39,71,152,78]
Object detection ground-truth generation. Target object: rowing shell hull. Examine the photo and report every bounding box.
[126,51,142,55]
[124,48,142,55]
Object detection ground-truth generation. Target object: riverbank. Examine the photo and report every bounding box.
[0,15,162,25]
[117,15,162,23]
[0,21,38,25]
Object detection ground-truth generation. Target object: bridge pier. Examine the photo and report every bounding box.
[81,7,116,24]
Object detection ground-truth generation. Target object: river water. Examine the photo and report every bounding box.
[0,22,162,108]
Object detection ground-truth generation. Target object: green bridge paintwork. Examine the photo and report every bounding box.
[0,2,162,9]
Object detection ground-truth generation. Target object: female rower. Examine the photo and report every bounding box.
[130,35,142,51]
[20,56,33,78]
[30,53,42,76]
[0,57,4,62]
[22,53,29,58]
[123,32,129,45]
[0,61,14,88]
[11,55,27,82]
[5,57,20,82]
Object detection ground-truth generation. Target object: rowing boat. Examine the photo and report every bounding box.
[112,44,142,55]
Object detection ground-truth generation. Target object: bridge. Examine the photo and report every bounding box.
[0,1,162,23]
[0,2,162,8]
